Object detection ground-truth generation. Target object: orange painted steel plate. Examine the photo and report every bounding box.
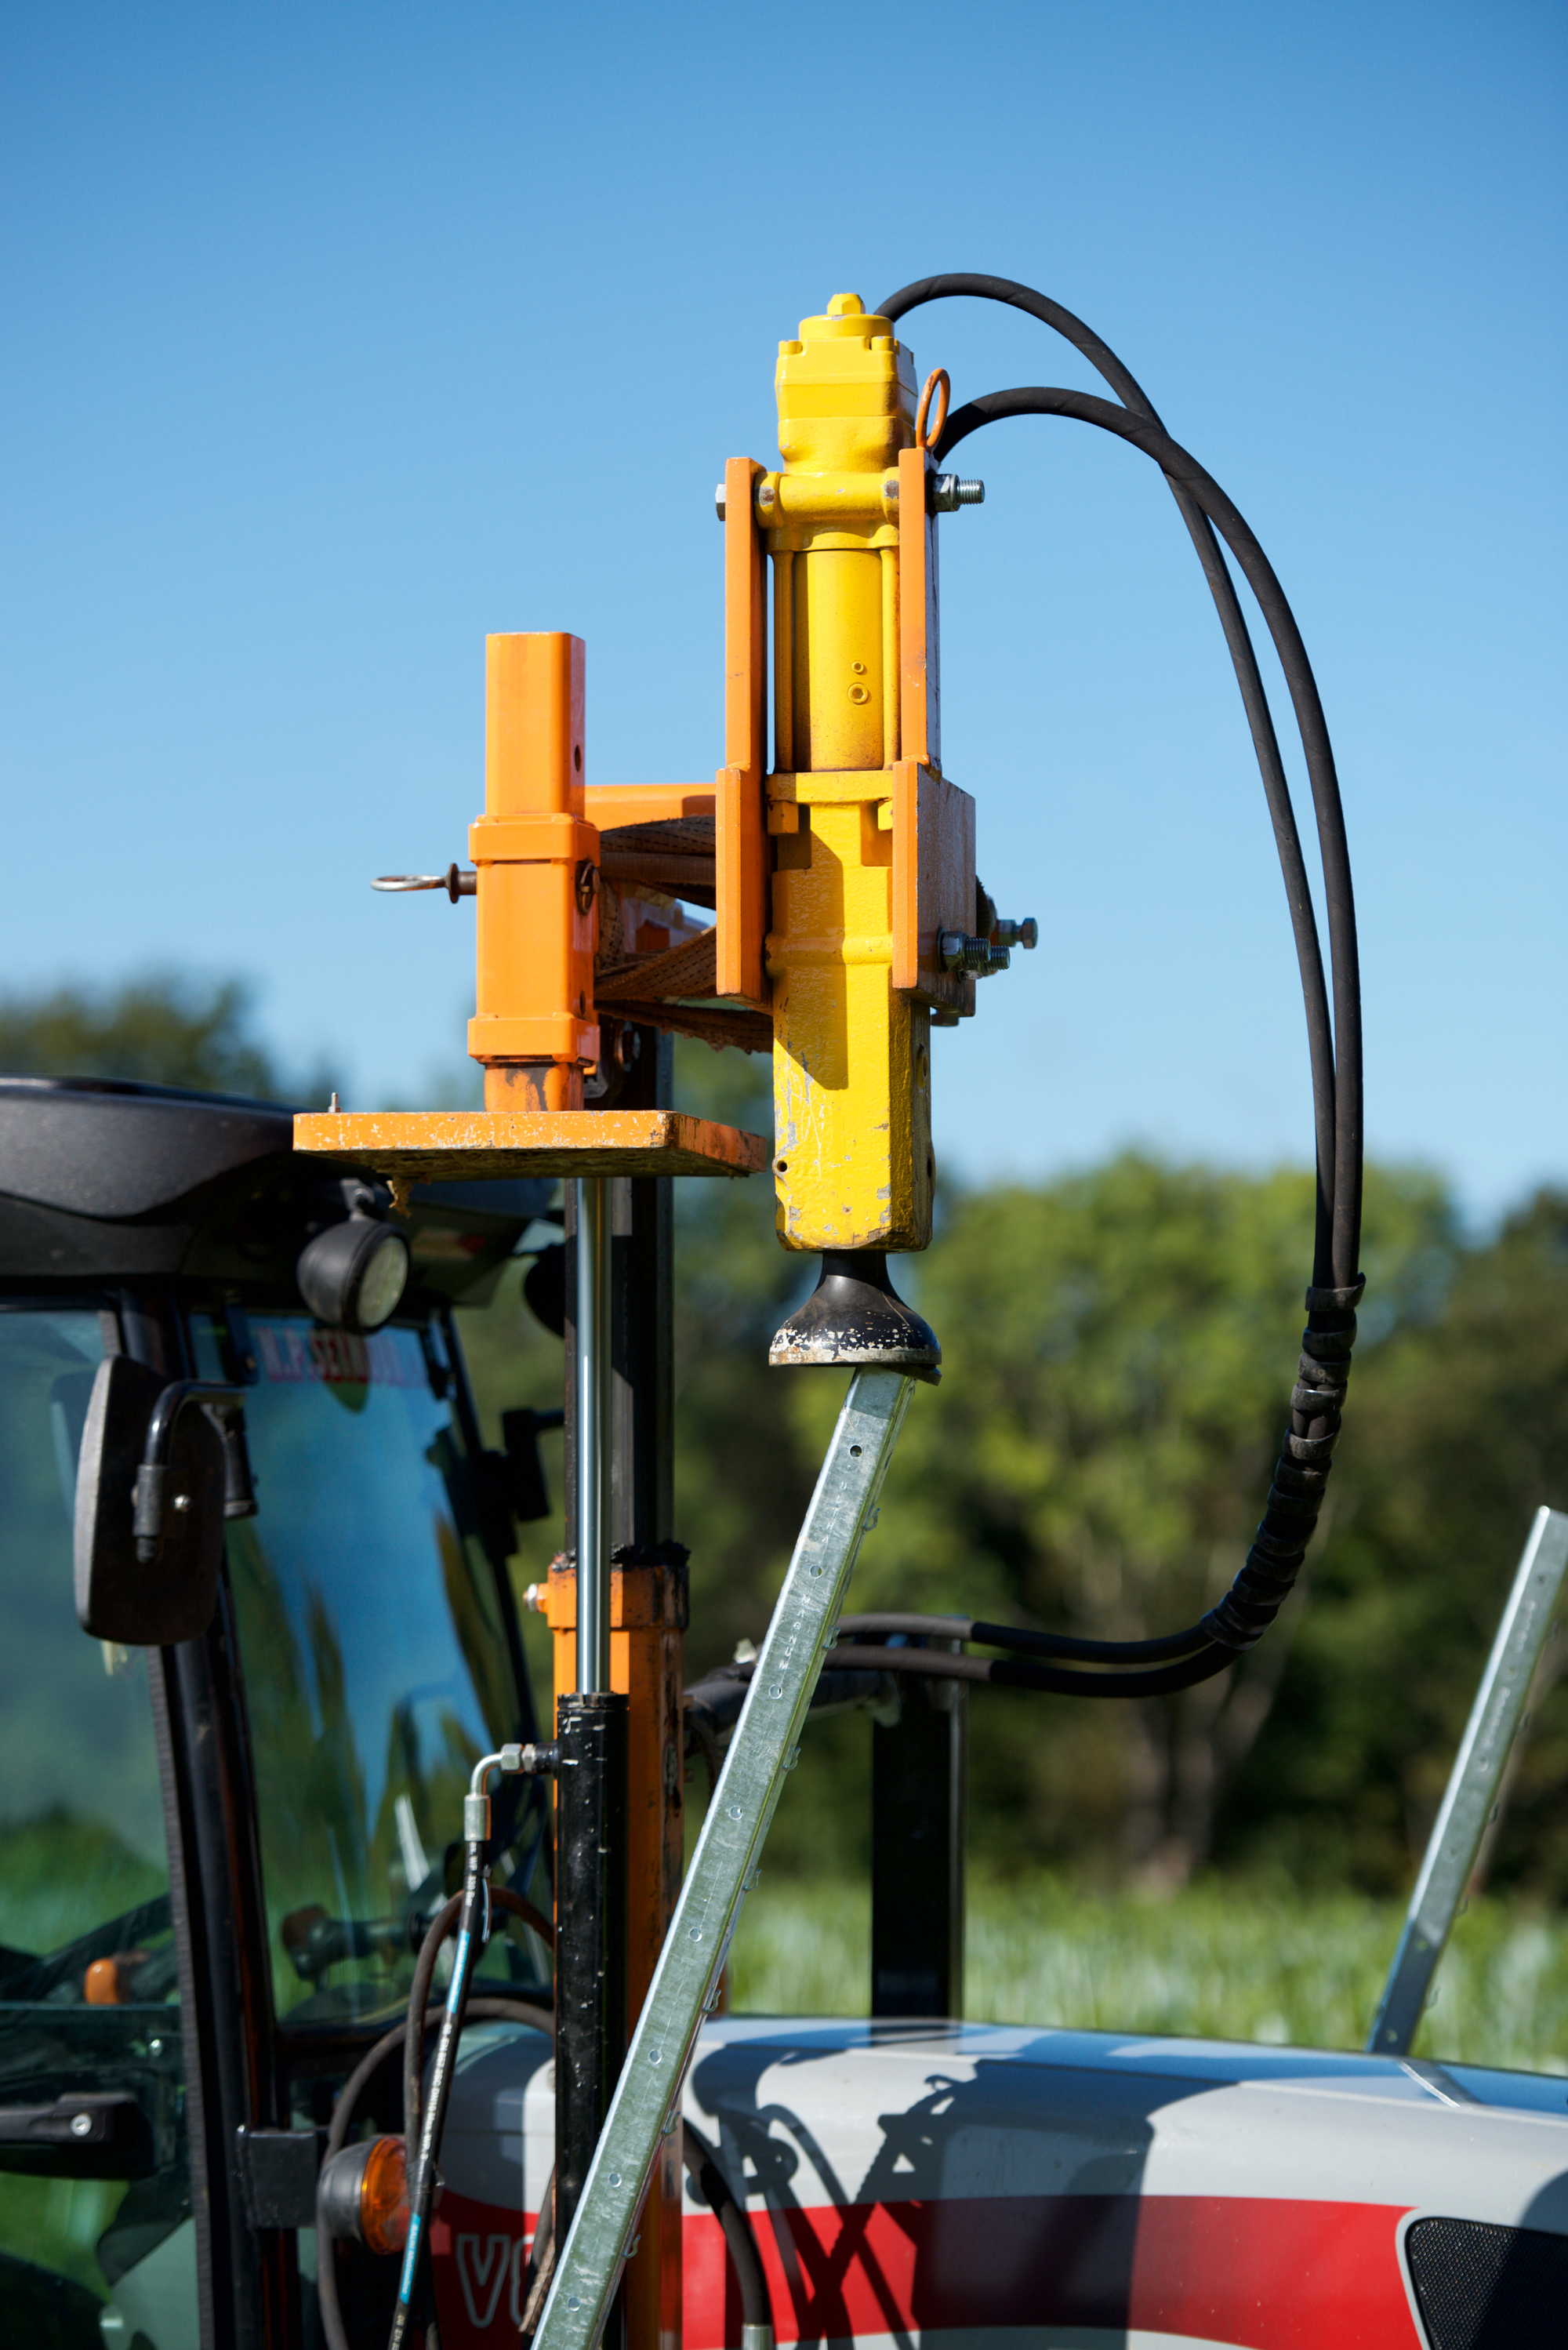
[292,1108,767,1181]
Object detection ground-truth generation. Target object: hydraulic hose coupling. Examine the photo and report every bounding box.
[464,1740,557,1840]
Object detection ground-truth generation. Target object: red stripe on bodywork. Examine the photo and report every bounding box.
[682,2194,1418,2349]
[429,2190,536,2347]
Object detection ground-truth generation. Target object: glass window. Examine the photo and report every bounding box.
[199,1316,548,2029]
[0,1308,196,2348]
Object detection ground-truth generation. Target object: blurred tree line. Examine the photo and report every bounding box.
[0,972,330,1103]
[8,975,1566,1899]
[659,1045,1568,1900]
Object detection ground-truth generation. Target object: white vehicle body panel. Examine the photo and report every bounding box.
[428,2020,1568,2348]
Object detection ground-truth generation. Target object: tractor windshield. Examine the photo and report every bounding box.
[0,1305,195,2340]
[190,1313,550,2031]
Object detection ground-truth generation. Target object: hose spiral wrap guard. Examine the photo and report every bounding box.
[1203,1276,1364,1651]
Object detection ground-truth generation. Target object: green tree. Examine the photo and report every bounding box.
[0,971,319,1101]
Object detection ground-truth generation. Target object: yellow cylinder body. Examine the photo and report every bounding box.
[765,296,933,1253]
[789,547,887,770]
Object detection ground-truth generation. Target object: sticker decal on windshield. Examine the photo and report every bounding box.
[255,1320,427,1389]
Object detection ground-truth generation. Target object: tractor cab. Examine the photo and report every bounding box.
[0,1075,557,2349]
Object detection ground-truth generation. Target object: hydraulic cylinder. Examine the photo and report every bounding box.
[763,295,934,1256]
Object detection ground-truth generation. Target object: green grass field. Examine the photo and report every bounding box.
[728,1871,1568,2074]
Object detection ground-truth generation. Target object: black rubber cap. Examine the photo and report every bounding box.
[768,1251,941,1379]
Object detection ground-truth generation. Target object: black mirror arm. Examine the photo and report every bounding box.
[132,1381,252,1563]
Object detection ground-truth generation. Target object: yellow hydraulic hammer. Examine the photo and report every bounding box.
[754,294,1025,1371]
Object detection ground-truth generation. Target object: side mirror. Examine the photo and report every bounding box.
[74,1360,232,1645]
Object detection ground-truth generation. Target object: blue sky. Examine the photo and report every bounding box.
[2,1,1563,1224]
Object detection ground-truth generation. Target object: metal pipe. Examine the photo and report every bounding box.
[575,1178,611,1692]
[1367,1506,1568,2056]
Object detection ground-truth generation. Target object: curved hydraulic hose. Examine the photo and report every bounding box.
[873,276,1365,1669]
[316,1994,554,2350]
[879,274,1341,1281]
[933,380,1362,1284]
[403,1884,554,2150]
[681,2117,774,2339]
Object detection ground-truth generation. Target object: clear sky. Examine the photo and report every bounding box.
[2,1,1563,1225]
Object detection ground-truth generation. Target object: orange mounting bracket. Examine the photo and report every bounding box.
[716,456,770,1005]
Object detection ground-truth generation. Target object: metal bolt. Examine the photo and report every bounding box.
[70,2112,93,2139]
[938,931,990,974]
[170,1493,191,1514]
[929,474,985,513]
[714,485,727,521]
[993,916,1039,950]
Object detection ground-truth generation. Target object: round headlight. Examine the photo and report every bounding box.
[354,1227,411,1328]
[296,1215,410,1332]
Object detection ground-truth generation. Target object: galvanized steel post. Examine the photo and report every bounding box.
[1368,1506,1568,2055]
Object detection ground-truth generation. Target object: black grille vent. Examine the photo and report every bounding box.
[1406,2216,1568,2349]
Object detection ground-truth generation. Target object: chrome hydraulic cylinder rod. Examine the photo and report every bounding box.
[1368,1506,1568,2056]
[533,1367,916,2350]
[575,1176,611,1692]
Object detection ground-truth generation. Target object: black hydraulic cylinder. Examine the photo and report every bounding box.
[870,1669,967,2018]
[554,1689,630,2246]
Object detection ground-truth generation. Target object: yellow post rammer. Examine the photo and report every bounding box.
[760,294,1018,1374]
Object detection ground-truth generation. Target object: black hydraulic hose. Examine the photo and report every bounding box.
[710,1644,1241,1701]
[839,1611,1211,1666]
[879,274,1340,1280]
[931,383,1362,1292]
[717,1643,1230,1704]
[316,1995,553,2350]
[390,1842,488,2349]
[404,1885,554,2149]
[681,2116,774,2337]
[826,1640,1235,1700]
[876,277,1367,1665]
